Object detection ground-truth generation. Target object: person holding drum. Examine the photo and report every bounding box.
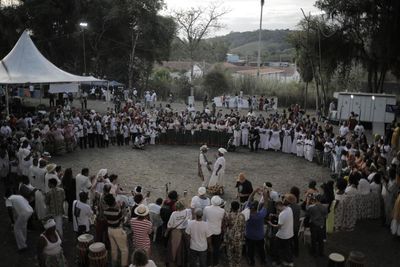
[37,218,68,267]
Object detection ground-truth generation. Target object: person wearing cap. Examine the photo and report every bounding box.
[207,148,227,188]
[191,187,210,215]
[103,193,129,267]
[203,195,226,267]
[130,204,153,256]
[235,173,253,204]
[6,193,34,251]
[198,145,212,186]
[185,208,212,267]
[37,219,67,267]
[306,194,328,257]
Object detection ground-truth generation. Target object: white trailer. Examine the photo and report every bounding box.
[334,92,397,136]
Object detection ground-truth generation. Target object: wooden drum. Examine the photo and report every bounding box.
[88,242,108,267]
[328,253,345,267]
[346,251,366,267]
[77,234,94,267]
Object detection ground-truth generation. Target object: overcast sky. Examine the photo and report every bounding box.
[163,0,321,36]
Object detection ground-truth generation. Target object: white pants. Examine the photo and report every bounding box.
[241,133,248,146]
[14,211,33,249]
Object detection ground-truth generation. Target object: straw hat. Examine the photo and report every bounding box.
[46,163,57,173]
[218,148,227,154]
[134,204,149,217]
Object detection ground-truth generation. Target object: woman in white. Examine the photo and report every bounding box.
[233,124,241,147]
[269,124,281,151]
[241,120,249,146]
[259,124,267,150]
[37,219,67,267]
[208,148,227,187]
[198,145,212,187]
[281,125,292,153]
[291,128,299,154]
[303,133,315,162]
[296,129,305,157]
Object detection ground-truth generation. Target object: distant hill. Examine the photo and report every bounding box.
[209,29,295,62]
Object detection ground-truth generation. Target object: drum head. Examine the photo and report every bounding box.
[89,242,106,253]
[329,253,345,262]
[78,234,94,243]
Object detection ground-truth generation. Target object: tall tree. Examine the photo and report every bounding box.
[172,3,229,83]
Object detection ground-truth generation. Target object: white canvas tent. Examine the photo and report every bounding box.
[0,30,102,84]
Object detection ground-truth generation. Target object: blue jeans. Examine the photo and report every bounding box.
[190,249,207,267]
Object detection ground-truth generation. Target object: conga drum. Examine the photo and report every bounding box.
[346,251,366,267]
[328,253,345,267]
[88,242,108,267]
[77,234,94,267]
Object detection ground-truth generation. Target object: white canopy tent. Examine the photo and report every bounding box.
[0,30,101,84]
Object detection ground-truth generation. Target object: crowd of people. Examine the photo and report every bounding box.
[1,95,400,267]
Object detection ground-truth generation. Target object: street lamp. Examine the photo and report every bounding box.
[79,22,88,75]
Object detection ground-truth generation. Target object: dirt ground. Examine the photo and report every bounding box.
[1,144,399,267]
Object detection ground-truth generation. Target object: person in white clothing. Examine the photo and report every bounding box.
[6,194,34,250]
[207,148,227,189]
[268,201,294,266]
[203,196,225,267]
[185,209,212,267]
[75,168,92,200]
[44,164,61,193]
[191,187,210,215]
[72,192,93,235]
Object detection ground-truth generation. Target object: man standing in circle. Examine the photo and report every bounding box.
[207,148,227,194]
[235,173,253,204]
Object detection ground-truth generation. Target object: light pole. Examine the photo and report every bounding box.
[257,0,265,78]
[79,22,88,75]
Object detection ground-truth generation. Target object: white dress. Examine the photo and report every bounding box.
[296,133,305,157]
[241,122,249,146]
[208,156,226,187]
[233,127,241,147]
[291,131,298,154]
[304,137,315,162]
[259,128,267,150]
[282,129,292,153]
[269,130,281,151]
[265,128,271,150]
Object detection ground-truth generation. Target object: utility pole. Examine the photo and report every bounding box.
[257,0,265,77]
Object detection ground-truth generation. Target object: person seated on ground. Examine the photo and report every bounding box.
[133,134,145,150]
[129,248,157,267]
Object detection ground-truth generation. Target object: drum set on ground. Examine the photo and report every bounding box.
[77,234,107,267]
[328,251,366,267]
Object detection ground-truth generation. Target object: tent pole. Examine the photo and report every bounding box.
[107,81,110,110]
[5,85,9,117]
[39,84,42,105]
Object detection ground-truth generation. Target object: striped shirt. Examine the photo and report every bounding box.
[130,218,152,250]
[104,205,123,228]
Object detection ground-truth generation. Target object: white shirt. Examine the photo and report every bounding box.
[167,209,191,229]
[339,126,349,137]
[213,156,225,175]
[358,179,371,195]
[191,196,210,211]
[276,206,294,239]
[6,195,33,215]
[148,203,161,215]
[129,260,157,267]
[185,220,212,251]
[72,200,93,232]
[203,205,225,235]
[76,174,92,199]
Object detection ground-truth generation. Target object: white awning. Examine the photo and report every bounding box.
[49,83,79,94]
